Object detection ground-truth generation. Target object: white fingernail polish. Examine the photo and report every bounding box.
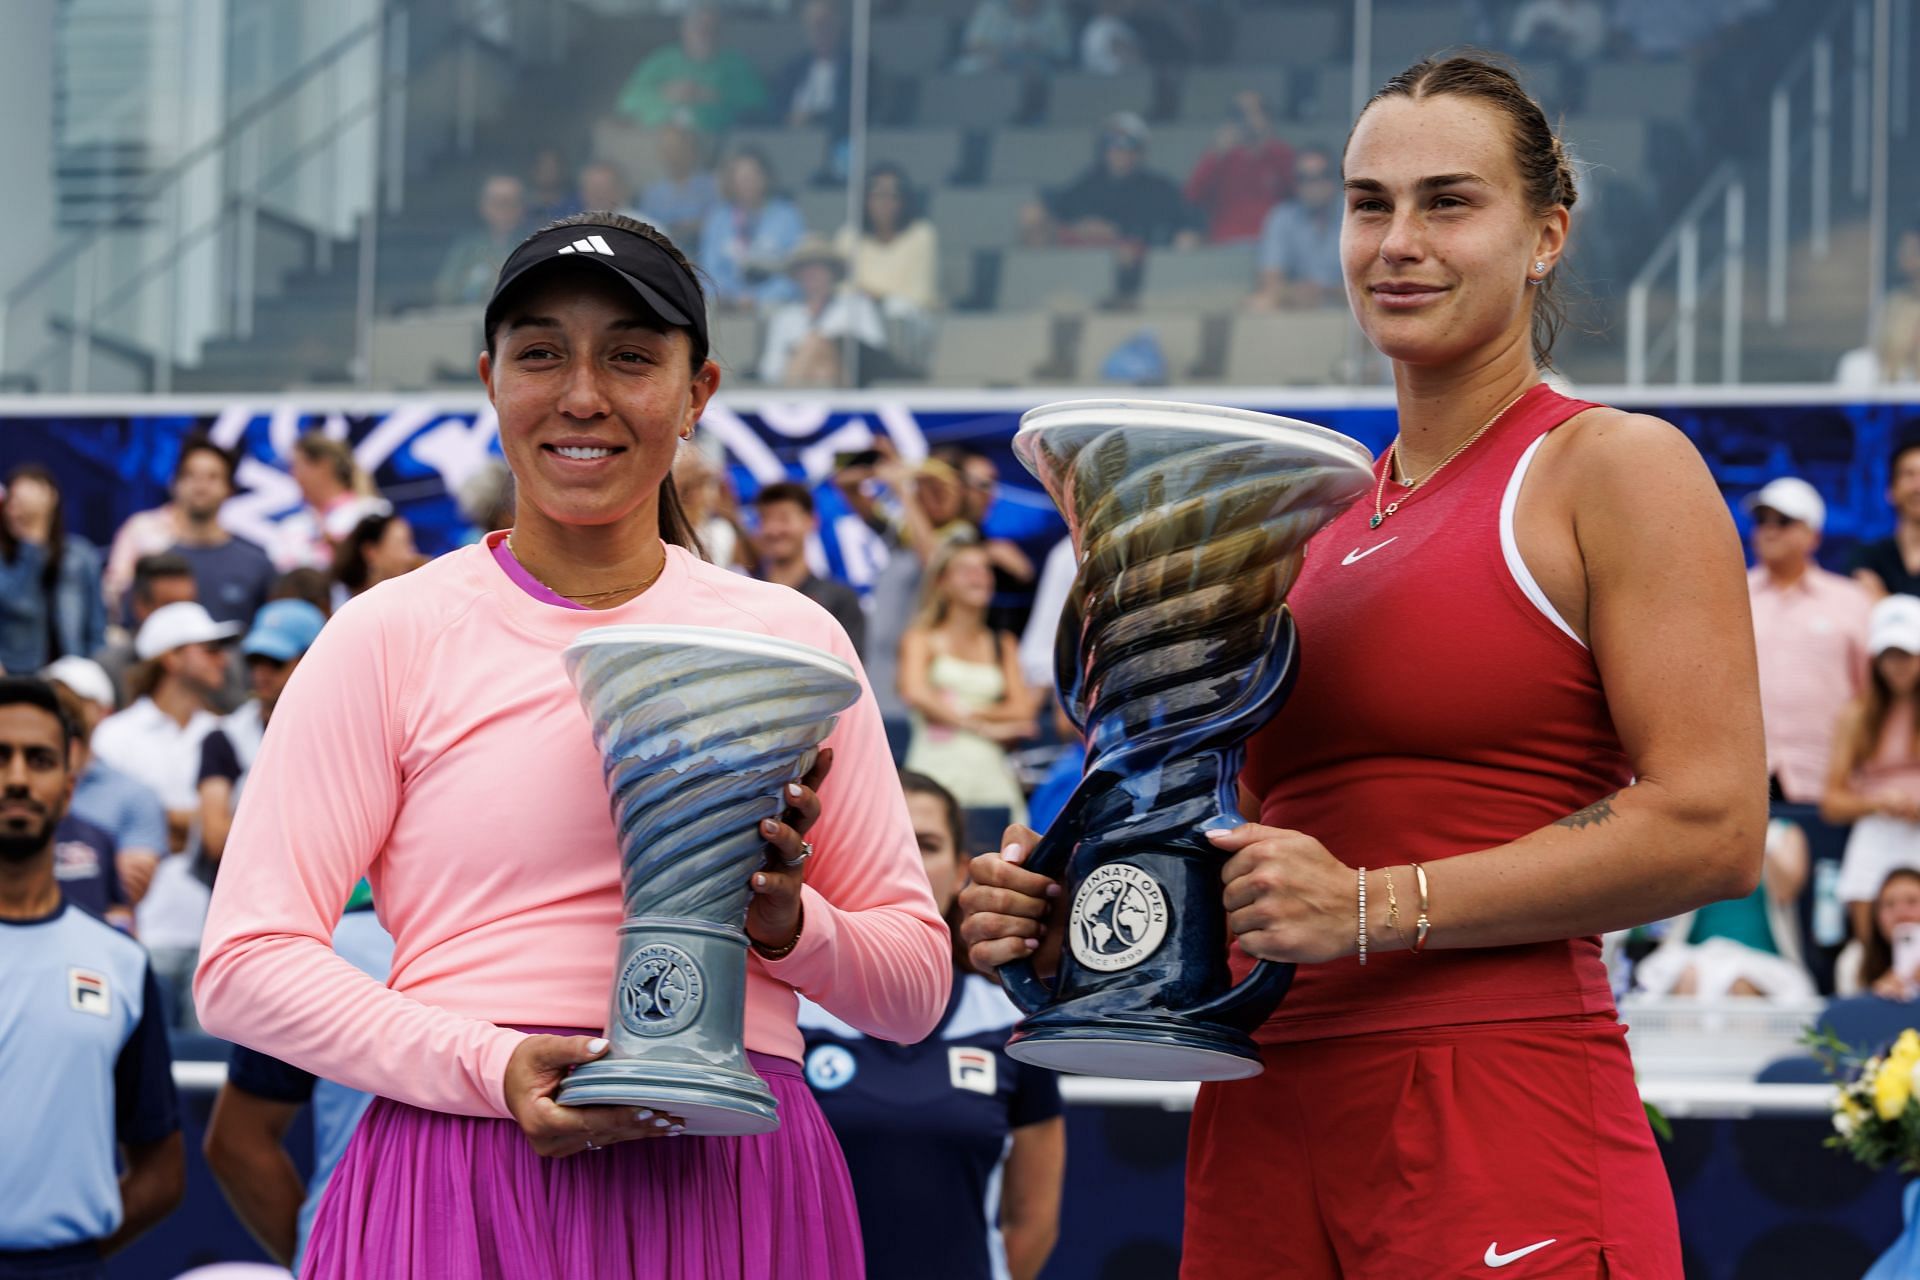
[653,1117,670,1128]
[586,1038,609,1054]
[635,1109,654,1121]
[788,783,803,797]
[668,1125,686,1136]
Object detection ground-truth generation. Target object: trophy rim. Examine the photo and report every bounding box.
[564,624,859,685]
[1012,398,1375,475]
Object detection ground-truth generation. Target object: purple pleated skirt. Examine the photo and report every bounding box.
[300,1050,863,1280]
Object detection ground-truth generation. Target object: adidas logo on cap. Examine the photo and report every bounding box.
[556,235,616,256]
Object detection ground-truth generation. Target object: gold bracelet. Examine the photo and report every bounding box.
[751,904,805,961]
[1410,862,1431,955]
[1382,866,1405,950]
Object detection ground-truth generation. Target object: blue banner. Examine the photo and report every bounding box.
[1,394,1914,580]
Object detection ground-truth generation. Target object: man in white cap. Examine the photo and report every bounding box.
[87,601,240,1027]
[41,655,169,909]
[1744,476,1872,805]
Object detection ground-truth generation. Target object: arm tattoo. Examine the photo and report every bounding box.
[1556,792,1620,831]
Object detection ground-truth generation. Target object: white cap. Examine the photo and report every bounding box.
[1742,476,1826,532]
[135,602,242,662]
[40,656,115,709]
[1872,594,1920,656]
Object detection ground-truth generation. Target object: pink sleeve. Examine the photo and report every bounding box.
[193,595,526,1119]
[757,619,953,1042]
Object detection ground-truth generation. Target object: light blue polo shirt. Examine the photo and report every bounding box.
[0,898,178,1249]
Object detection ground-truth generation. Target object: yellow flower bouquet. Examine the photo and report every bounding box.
[1816,1027,1920,1169]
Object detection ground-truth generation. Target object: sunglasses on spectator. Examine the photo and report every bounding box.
[1751,509,1802,528]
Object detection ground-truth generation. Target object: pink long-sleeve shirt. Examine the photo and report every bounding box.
[195,535,950,1120]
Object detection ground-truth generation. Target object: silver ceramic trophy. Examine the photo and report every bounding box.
[556,624,861,1134]
[997,400,1373,1080]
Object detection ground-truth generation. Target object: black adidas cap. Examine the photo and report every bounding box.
[483,221,708,352]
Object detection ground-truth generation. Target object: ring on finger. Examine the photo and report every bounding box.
[780,839,813,869]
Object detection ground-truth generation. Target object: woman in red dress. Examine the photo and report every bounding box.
[964,56,1765,1278]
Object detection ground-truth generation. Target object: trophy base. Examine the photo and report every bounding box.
[556,1058,780,1136]
[1005,1016,1265,1081]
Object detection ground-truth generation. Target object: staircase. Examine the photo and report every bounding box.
[170,6,675,393]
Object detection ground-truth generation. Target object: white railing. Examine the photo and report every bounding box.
[1628,0,1899,385]
[0,7,410,395]
[1625,165,1746,386]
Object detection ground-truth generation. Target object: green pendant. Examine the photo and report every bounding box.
[1369,514,1383,529]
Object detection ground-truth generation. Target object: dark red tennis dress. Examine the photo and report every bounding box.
[1182,384,1683,1279]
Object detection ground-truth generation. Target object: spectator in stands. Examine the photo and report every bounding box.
[1185,91,1295,245]
[946,445,1036,634]
[837,163,939,315]
[751,482,867,657]
[956,0,1072,73]
[1080,0,1144,74]
[1507,0,1607,111]
[199,600,326,872]
[672,445,754,571]
[1745,476,1872,806]
[524,146,575,227]
[800,769,1065,1280]
[435,175,527,307]
[1021,113,1201,300]
[700,149,806,311]
[1853,435,1920,598]
[165,434,276,627]
[614,4,767,135]
[268,567,335,619]
[204,884,393,1271]
[1249,145,1343,309]
[272,430,383,573]
[835,445,976,719]
[45,680,133,930]
[1632,816,1814,999]
[758,237,889,386]
[44,658,168,911]
[774,0,852,142]
[1844,867,1920,997]
[332,511,425,599]
[1826,593,1920,940]
[94,553,197,705]
[1,464,106,673]
[636,124,719,248]
[900,538,1038,821]
[1878,221,1920,382]
[0,678,183,1268]
[90,601,240,1027]
[577,162,635,223]
[104,485,190,624]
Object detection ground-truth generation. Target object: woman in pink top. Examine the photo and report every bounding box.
[1827,594,1920,943]
[194,212,951,1279]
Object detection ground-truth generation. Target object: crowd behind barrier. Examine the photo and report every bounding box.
[6,386,1920,1278]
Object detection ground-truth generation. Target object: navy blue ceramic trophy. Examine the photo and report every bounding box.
[998,400,1373,1081]
[557,625,860,1133]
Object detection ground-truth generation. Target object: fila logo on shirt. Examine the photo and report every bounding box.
[555,235,616,257]
[949,1047,997,1095]
[69,967,109,1017]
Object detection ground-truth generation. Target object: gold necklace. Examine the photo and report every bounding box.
[1369,387,1534,530]
[505,532,666,603]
